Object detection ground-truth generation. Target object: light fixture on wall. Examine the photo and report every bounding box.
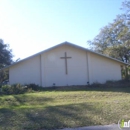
[87,82,89,85]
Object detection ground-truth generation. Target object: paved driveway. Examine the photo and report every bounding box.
[58,124,120,130]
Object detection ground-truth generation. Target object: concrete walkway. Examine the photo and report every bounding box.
[58,124,120,130]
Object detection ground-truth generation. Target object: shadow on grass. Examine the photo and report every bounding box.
[0,104,107,130]
[0,108,17,129]
[0,102,118,130]
[0,95,54,110]
[13,95,53,107]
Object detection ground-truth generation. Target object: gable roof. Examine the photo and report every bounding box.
[2,41,128,70]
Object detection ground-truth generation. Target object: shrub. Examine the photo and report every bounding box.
[1,85,12,95]
[11,84,26,94]
[27,83,43,91]
[91,82,102,87]
[105,79,130,86]
[0,84,27,95]
[105,80,116,84]
[0,83,44,95]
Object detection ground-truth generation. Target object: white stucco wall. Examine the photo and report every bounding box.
[9,55,41,85]
[66,45,88,86]
[41,44,88,87]
[9,44,124,87]
[89,52,122,83]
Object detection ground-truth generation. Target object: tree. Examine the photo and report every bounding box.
[87,0,130,79]
[87,1,130,63]
[0,39,14,83]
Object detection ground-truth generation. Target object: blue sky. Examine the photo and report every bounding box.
[0,0,124,60]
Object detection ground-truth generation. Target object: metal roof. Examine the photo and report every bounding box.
[1,41,128,70]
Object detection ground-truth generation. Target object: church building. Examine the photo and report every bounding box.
[4,42,127,87]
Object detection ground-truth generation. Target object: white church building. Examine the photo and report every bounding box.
[4,42,127,87]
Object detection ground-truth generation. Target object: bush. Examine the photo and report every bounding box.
[91,82,102,87]
[0,84,27,95]
[105,79,130,87]
[11,84,26,94]
[0,83,44,95]
[1,85,12,95]
[27,83,43,91]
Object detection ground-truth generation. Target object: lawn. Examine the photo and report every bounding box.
[0,85,130,130]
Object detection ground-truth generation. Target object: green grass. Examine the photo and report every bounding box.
[0,86,130,130]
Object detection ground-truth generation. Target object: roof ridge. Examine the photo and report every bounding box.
[1,41,127,70]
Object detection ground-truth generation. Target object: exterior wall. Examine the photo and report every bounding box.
[89,52,122,83]
[9,55,41,85]
[9,44,124,87]
[41,44,88,87]
[66,45,88,86]
[41,46,66,87]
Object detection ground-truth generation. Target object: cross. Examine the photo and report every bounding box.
[60,52,72,74]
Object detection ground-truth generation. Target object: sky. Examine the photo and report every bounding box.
[0,0,124,60]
